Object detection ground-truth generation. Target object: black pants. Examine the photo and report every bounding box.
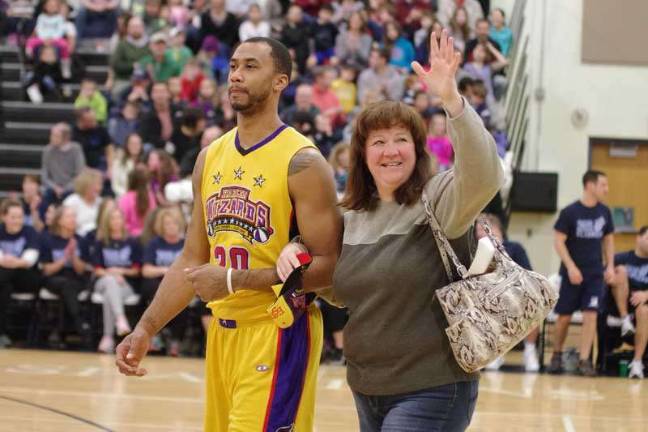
[141,277,188,340]
[44,270,87,334]
[0,267,41,334]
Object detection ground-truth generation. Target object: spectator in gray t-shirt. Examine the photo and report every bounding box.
[41,122,86,204]
[357,47,405,103]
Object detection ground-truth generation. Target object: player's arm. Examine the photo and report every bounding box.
[554,230,583,284]
[134,148,211,337]
[285,147,342,291]
[603,233,615,283]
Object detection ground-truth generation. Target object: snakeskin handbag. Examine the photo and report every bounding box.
[422,195,558,373]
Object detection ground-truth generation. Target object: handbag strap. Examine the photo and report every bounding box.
[422,192,468,281]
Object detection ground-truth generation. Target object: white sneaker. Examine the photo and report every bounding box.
[524,345,540,372]
[629,360,644,379]
[98,336,115,353]
[26,84,43,104]
[486,356,505,371]
[621,316,636,337]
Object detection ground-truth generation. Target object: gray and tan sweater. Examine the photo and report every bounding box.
[332,101,504,396]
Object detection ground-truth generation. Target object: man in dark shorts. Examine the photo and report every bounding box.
[549,170,615,376]
[609,226,648,378]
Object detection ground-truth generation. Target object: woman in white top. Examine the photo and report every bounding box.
[238,4,271,41]
[63,168,103,237]
[111,133,144,197]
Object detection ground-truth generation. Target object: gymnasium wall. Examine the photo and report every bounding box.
[503,0,648,274]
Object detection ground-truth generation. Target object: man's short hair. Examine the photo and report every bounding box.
[372,47,391,62]
[639,226,648,236]
[242,37,293,81]
[582,170,606,187]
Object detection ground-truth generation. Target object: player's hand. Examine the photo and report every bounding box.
[411,29,462,104]
[115,327,150,377]
[567,266,583,285]
[276,242,309,282]
[604,266,615,285]
[185,263,229,302]
[630,291,648,307]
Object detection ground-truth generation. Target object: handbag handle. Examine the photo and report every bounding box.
[422,193,510,281]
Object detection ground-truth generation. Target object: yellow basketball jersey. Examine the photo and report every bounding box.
[201,124,315,321]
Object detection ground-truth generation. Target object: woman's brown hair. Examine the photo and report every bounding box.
[128,166,151,219]
[341,100,433,211]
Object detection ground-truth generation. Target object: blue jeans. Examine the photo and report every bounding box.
[353,381,479,432]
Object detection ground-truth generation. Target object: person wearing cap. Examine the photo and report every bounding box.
[137,32,183,82]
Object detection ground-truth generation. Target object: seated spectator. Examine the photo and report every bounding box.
[58,1,77,57]
[280,4,311,75]
[73,107,114,173]
[464,18,502,64]
[147,149,179,206]
[413,11,435,48]
[357,47,405,102]
[217,85,237,132]
[312,114,341,159]
[168,27,193,71]
[328,142,350,197]
[108,101,141,148]
[141,207,186,355]
[111,133,144,197]
[74,79,108,125]
[24,45,63,103]
[138,32,183,82]
[176,125,223,192]
[138,82,176,150]
[412,88,437,123]
[449,6,472,53]
[118,69,152,110]
[238,3,271,42]
[142,0,167,35]
[198,0,239,53]
[118,166,156,237]
[25,0,71,78]
[280,83,320,125]
[190,78,220,126]
[92,207,142,353]
[468,79,491,127]
[289,110,316,141]
[0,199,41,348]
[108,16,149,98]
[414,19,443,65]
[462,42,508,106]
[331,62,358,115]
[63,168,104,237]
[384,21,415,72]
[20,175,45,232]
[82,197,115,262]
[489,8,513,57]
[167,76,186,108]
[311,5,338,65]
[179,58,205,104]
[426,112,453,172]
[40,206,91,346]
[609,226,648,379]
[171,108,206,164]
[41,123,86,205]
[311,66,344,126]
[334,11,372,67]
[437,0,484,31]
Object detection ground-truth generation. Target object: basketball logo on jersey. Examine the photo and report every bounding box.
[205,186,274,244]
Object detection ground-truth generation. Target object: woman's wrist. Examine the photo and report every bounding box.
[442,91,464,118]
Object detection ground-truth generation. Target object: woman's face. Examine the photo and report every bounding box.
[109,209,125,234]
[491,9,504,27]
[364,125,416,199]
[127,135,143,157]
[162,215,180,239]
[337,149,350,170]
[87,178,102,199]
[148,152,161,171]
[200,80,216,99]
[456,8,467,26]
[473,44,486,62]
[386,23,399,41]
[3,206,25,234]
[349,13,362,31]
[22,178,39,197]
[45,204,57,227]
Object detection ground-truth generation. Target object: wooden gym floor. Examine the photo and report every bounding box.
[0,349,646,432]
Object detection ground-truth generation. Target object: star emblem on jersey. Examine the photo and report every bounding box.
[253,174,266,188]
[212,172,222,185]
[233,166,245,180]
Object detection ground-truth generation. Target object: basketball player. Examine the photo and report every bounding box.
[115,37,341,431]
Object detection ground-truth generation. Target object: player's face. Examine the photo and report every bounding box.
[228,43,278,113]
[364,125,416,199]
[593,176,609,201]
[637,231,648,255]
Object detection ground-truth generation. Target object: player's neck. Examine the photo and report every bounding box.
[580,193,597,208]
[236,110,283,150]
[635,248,648,259]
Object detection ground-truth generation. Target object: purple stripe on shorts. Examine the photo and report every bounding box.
[264,313,310,432]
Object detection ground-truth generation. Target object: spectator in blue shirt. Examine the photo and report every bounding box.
[489,8,513,56]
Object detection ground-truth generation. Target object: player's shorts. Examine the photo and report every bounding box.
[555,270,604,314]
[204,305,323,432]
